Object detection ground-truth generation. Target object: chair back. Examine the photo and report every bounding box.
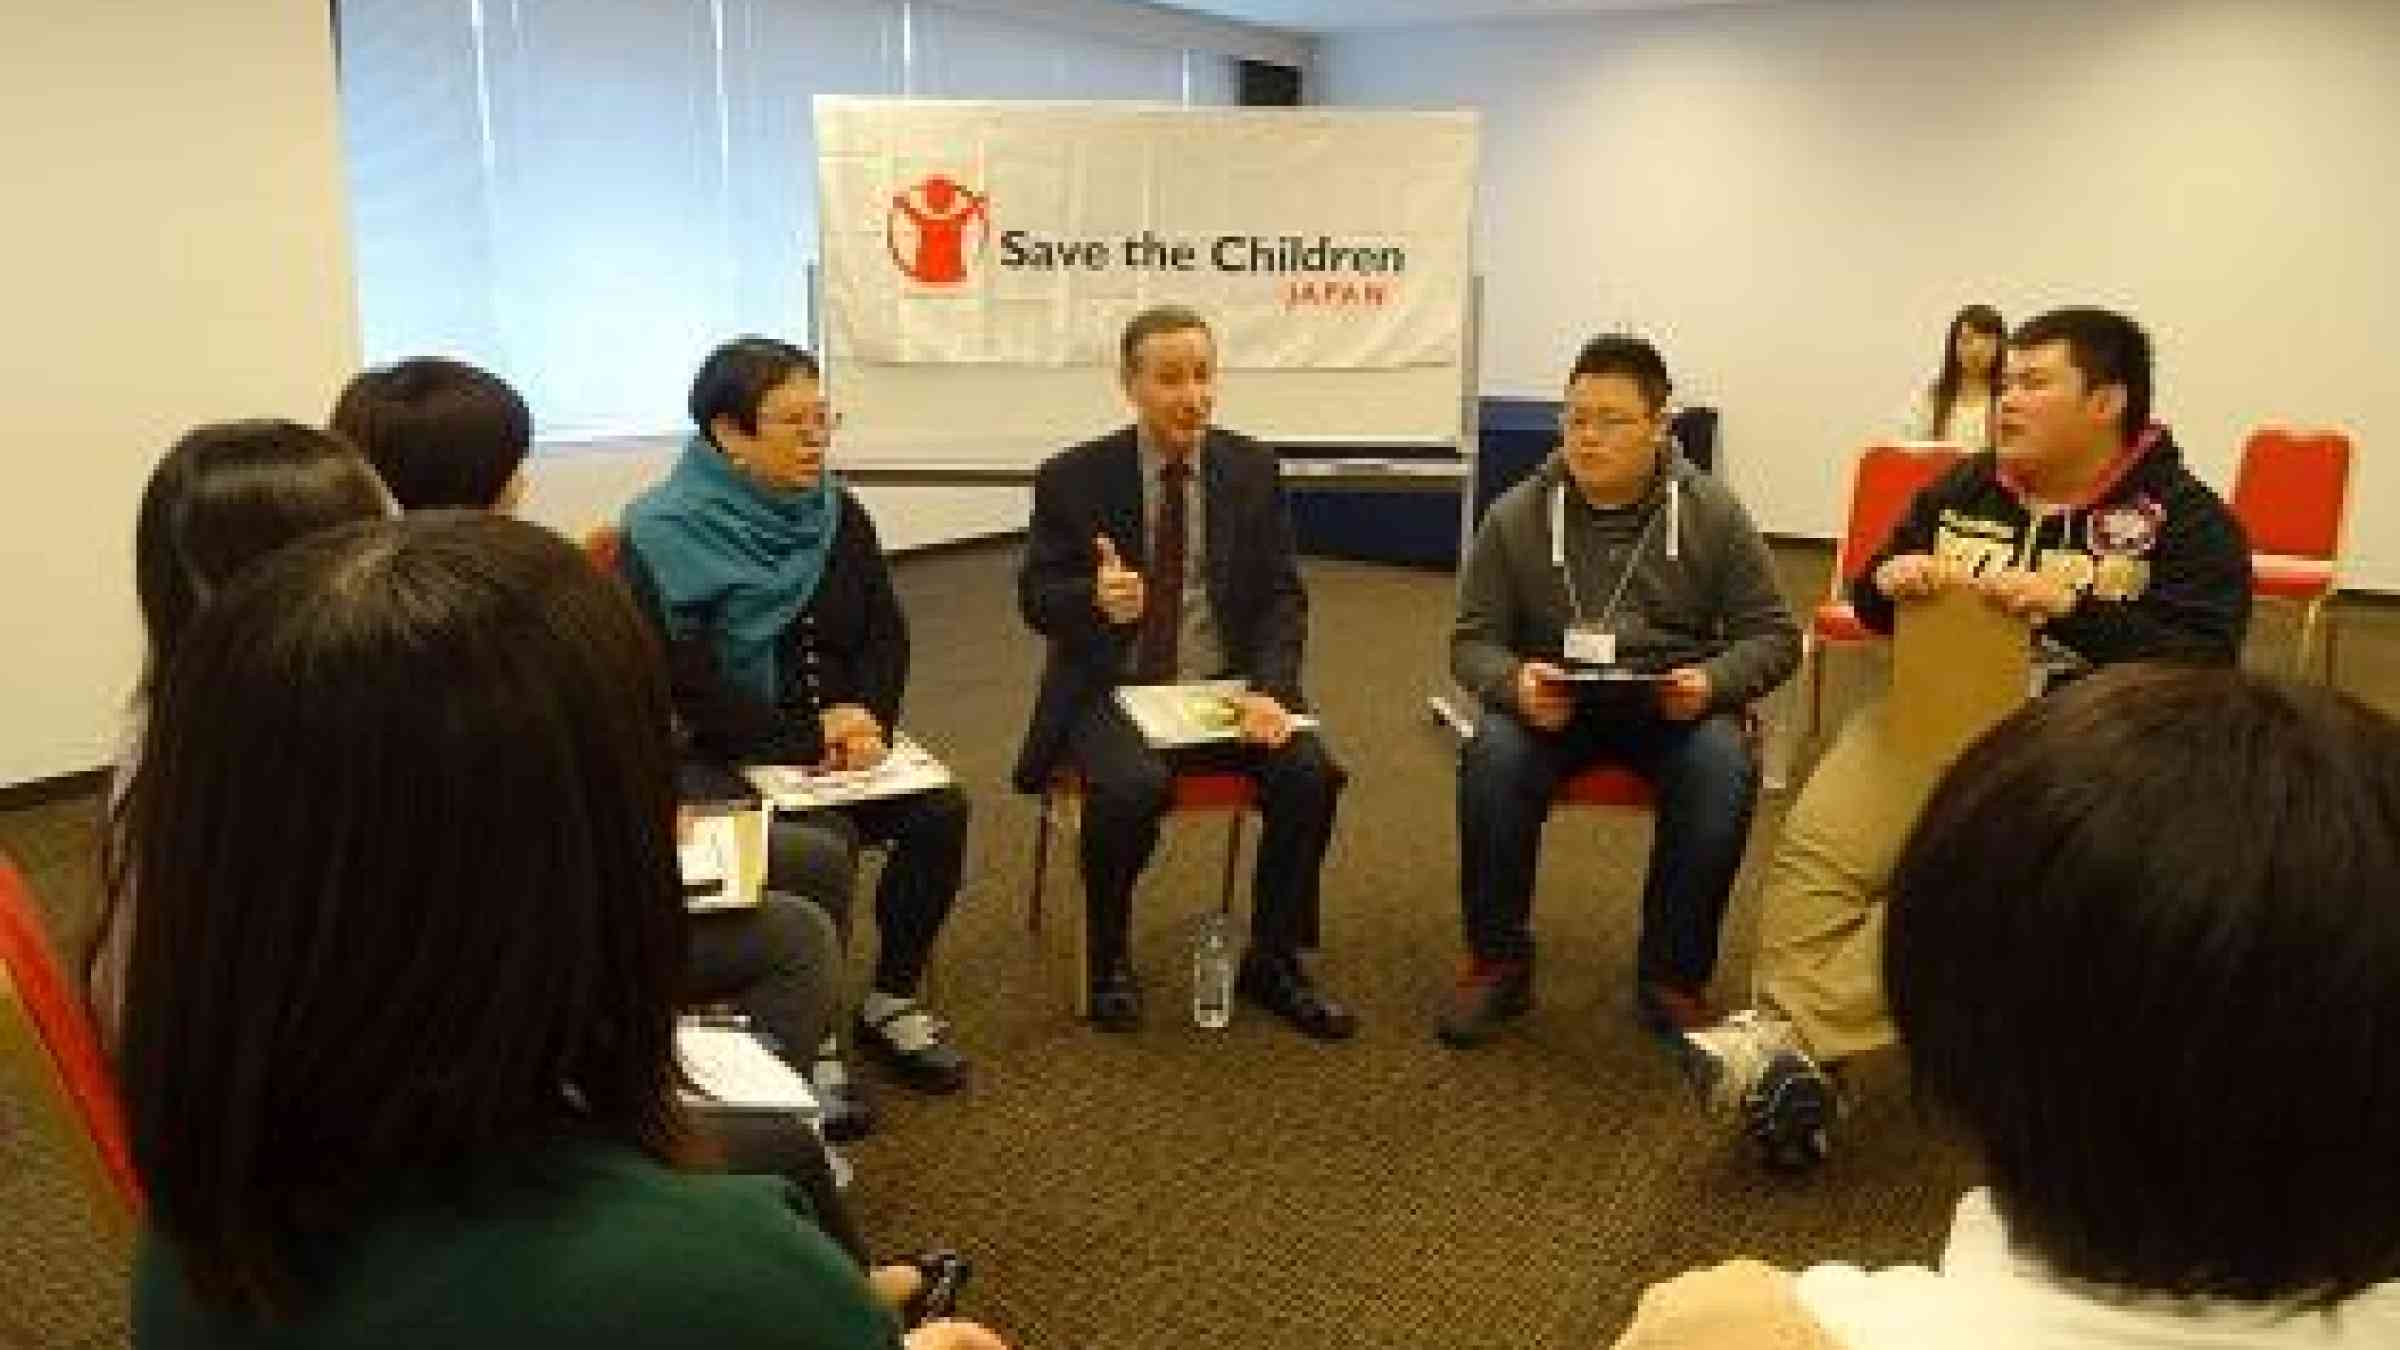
[2231,426,2352,562]
[0,855,140,1237]
[582,522,625,575]
[1832,443,1963,596]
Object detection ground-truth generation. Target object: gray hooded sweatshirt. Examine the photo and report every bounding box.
[1451,450,1800,715]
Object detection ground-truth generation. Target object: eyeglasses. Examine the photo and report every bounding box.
[1559,410,1651,440]
[763,405,842,440]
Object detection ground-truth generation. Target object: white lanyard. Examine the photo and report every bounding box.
[1552,482,1663,629]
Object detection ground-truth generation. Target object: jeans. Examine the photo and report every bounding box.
[1457,705,1757,988]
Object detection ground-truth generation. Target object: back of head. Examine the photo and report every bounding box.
[330,357,532,511]
[1887,664,2400,1306]
[2010,306,2152,441]
[132,420,391,693]
[1567,333,1672,412]
[117,513,689,1319]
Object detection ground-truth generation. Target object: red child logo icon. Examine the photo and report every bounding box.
[887,175,990,285]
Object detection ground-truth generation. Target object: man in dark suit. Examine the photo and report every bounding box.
[1014,305,1356,1040]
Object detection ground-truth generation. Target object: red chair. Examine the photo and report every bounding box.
[0,856,141,1235]
[1802,443,1964,744]
[1029,768,1256,1017]
[581,522,624,575]
[1549,707,1766,812]
[2230,426,2354,681]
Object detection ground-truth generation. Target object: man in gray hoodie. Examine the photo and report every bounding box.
[1439,335,1799,1049]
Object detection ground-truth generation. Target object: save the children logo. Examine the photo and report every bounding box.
[886,176,991,286]
[878,175,1410,309]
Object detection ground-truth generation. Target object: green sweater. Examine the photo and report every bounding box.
[134,1140,902,1350]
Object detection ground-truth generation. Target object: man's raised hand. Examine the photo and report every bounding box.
[1093,533,1145,625]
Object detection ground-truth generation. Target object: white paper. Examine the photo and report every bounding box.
[745,733,955,812]
[676,1023,820,1118]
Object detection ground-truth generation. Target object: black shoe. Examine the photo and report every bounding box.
[855,1001,968,1094]
[1435,956,1533,1048]
[810,1057,875,1143]
[1088,956,1143,1032]
[1235,949,1358,1042]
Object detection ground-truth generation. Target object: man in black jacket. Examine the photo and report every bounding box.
[1680,307,2251,1172]
[1015,306,1355,1040]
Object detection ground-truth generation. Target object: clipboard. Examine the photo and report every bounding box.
[1890,588,2032,768]
[1557,667,1667,685]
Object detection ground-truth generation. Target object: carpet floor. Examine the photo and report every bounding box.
[5,537,2387,1350]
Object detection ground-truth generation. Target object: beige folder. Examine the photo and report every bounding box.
[1890,587,2032,769]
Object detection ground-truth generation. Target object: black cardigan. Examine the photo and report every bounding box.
[620,489,909,773]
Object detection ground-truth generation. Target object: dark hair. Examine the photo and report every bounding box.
[330,357,532,511]
[1566,333,1672,413]
[2011,306,2153,441]
[116,515,694,1319]
[130,420,390,700]
[1119,304,1213,374]
[1927,303,2005,442]
[1886,664,2400,1307]
[688,337,820,437]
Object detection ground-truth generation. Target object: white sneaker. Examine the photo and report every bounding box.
[1680,1009,1835,1173]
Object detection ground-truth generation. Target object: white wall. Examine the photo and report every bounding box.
[0,0,360,787]
[1321,0,2400,587]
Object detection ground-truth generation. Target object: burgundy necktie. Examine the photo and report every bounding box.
[1135,459,1190,682]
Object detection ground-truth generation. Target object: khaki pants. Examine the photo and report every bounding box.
[1752,701,1949,1064]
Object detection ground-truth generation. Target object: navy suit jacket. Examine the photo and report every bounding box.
[1011,425,1308,792]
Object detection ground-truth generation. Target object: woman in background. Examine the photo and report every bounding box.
[87,420,391,1047]
[118,514,1004,1349]
[1616,665,2400,1347]
[1904,304,2004,448]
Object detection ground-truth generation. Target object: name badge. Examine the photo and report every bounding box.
[1564,625,1616,667]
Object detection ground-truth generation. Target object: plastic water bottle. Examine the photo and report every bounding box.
[1192,913,1234,1029]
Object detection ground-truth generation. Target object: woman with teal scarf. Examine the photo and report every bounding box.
[622,338,972,1143]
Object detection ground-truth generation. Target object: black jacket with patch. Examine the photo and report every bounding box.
[1850,427,2250,668]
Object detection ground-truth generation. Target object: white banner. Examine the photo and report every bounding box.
[815,99,1477,371]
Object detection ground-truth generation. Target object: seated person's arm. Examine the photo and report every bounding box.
[1248,482,1309,712]
[1451,512,1529,711]
[2040,495,2250,666]
[1611,1259,1832,1350]
[1695,495,1803,711]
[621,541,823,766]
[1018,462,1118,648]
[847,502,909,734]
[1848,466,1964,635]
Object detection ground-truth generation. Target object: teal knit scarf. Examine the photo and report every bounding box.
[623,433,840,702]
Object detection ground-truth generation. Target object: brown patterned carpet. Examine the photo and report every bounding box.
[4,537,2385,1350]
